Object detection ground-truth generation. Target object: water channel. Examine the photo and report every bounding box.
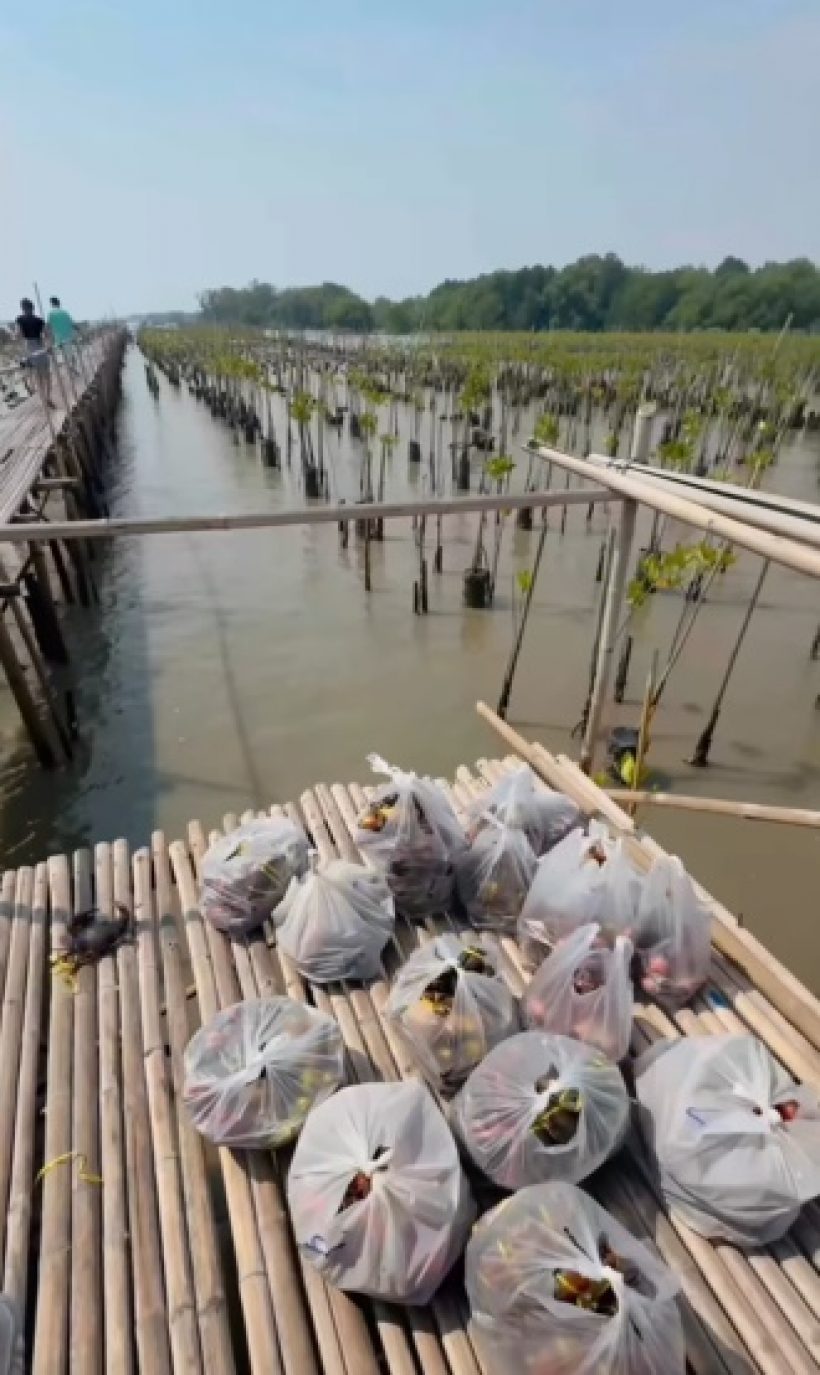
[0,345,818,984]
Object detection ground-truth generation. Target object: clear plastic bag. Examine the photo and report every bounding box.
[354,754,466,920]
[635,1033,820,1246]
[517,822,643,967]
[0,1297,24,1375]
[183,997,345,1149]
[274,859,395,983]
[288,1080,475,1304]
[455,818,537,930]
[466,1181,685,1375]
[524,924,634,1063]
[633,856,712,1008]
[469,765,583,856]
[201,818,310,935]
[452,1030,628,1189]
[385,933,519,1090]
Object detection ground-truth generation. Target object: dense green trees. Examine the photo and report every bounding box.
[199,255,820,333]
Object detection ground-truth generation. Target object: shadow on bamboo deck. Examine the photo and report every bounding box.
[2,740,819,1374]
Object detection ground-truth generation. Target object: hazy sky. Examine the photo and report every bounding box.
[2,0,818,317]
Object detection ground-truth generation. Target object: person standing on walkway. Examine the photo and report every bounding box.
[47,296,79,375]
[15,298,53,406]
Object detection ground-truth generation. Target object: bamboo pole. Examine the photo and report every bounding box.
[581,499,637,772]
[113,839,173,1375]
[474,702,820,1048]
[149,836,235,1375]
[32,855,74,1375]
[3,863,46,1311]
[0,871,16,1012]
[530,443,820,579]
[604,789,820,829]
[185,820,321,1375]
[94,842,133,1375]
[70,849,102,1375]
[0,867,34,1260]
[132,847,204,1375]
[167,839,281,1375]
[0,486,615,545]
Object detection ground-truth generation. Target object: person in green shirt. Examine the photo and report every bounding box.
[47,296,79,376]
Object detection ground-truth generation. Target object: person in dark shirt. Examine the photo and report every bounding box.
[15,298,53,406]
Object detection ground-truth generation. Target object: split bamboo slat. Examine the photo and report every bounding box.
[2,748,819,1372]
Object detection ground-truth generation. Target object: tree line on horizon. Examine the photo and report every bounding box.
[197,253,820,334]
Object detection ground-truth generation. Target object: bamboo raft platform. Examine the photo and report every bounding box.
[3,718,820,1374]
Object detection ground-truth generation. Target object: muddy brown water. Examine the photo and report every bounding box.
[0,346,818,987]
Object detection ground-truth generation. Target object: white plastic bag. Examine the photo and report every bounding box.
[469,765,582,856]
[274,859,395,983]
[453,1031,628,1189]
[201,818,309,935]
[384,933,518,1090]
[288,1080,475,1304]
[633,856,712,1007]
[524,924,634,1062]
[466,1181,685,1375]
[183,998,345,1149]
[635,1033,820,1246]
[354,754,466,920]
[517,822,643,966]
[455,818,537,930]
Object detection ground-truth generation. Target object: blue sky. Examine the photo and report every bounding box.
[2,0,818,316]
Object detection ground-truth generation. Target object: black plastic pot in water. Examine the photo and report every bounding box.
[457,450,471,491]
[262,437,279,468]
[463,567,492,608]
[516,507,533,530]
[349,412,361,440]
[607,726,639,764]
[304,467,321,499]
[408,438,422,463]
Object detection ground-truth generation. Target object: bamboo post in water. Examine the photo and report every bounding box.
[581,500,636,771]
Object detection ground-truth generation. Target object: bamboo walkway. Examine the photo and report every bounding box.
[0,341,105,523]
[2,743,819,1374]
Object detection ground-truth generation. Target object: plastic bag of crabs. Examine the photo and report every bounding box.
[466,1181,685,1375]
[273,858,394,983]
[454,816,537,932]
[201,817,309,935]
[183,998,345,1149]
[452,1030,628,1189]
[635,1033,820,1247]
[467,764,582,856]
[384,933,518,1091]
[517,821,643,967]
[632,855,712,1008]
[288,1080,475,1304]
[523,923,634,1063]
[354,754,466,920]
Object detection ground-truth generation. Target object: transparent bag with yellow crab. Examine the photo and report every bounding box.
[454,816,538,931]
[201,818,310,935]
[523,923,634,1063]
[517,821,643,966]
[452,1030,629,1190]
[183,997,345,1149]
[384,933,518,1090]
[354,754,466,920]
[466,1181,685,1375]
[468,764,583,856]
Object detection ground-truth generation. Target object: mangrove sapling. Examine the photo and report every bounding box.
[486,455,516,601]
[496,524,552,719]
[690,559,770,767]
[290,390,320,497]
